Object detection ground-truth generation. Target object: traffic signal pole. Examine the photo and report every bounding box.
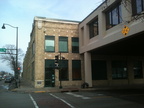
[55,52,64,89]
[59,52,62,89]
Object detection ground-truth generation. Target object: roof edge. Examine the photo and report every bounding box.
[34,16,80,24]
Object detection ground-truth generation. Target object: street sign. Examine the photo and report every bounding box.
[122,25,130,36]
[0,48,6,52]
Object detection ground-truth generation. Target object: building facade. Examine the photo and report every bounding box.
[23,17,84,88]
[79,0,144,87]
[23,0,144,88]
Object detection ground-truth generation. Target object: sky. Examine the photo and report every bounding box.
[0,0,103,73]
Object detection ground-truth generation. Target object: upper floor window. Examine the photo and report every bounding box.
[45,36,55,52]
[106,3,122,30]
[72,37,79,53]
[89,17,99,38]
[131,0,144,15]
[32,41,35,55]
[59,36,68,53]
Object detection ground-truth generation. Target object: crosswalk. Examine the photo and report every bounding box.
[66,92,91,99]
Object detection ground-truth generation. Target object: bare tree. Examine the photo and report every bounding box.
[0,44,24,76]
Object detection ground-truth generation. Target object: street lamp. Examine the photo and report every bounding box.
[2,23,19,79]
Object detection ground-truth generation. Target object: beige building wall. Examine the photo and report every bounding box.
[79,0,144,86]
[23,17,84,88]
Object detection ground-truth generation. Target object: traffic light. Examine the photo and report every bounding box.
[18,67,20,70]
[55,55,59,69]
[55,55,59,63]
[18,67,21,71]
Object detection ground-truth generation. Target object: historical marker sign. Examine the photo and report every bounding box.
[0,48,6,52]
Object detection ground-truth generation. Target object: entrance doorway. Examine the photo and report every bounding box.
[45,60,55,87]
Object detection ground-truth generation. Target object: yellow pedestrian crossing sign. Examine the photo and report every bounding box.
[122,25,130,36]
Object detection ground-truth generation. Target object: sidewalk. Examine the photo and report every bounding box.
[11,78,144,93]
[11,79,80,93]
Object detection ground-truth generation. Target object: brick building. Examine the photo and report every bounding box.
[23,17,84,88]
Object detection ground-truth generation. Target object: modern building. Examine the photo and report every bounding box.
[23,0,144,88]
[23,17,83,88]
[79,0,144,87]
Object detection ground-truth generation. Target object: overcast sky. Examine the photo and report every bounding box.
[0,0,103,73]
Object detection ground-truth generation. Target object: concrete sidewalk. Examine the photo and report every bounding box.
[11,79,80,93]
[11,78,144,93]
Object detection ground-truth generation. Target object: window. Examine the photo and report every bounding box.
[31,62,35,81]
[133,61,143,79]
[32,41,35,55]
[106,3,122,29]
[72,37,79,53]
[72,60,81,80]
[81,27,84,46]
[45,36,55,52]
[112,61,127,79]
[59,37,68,53]
[89,17,99,38]
[92,60,107,80]
[131,0,144,15]
[45,60,55,87]
[59,60,68,80]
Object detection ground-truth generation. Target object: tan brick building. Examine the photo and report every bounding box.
[23,17,84,88]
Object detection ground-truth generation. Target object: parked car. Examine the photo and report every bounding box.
[5,76,14,83]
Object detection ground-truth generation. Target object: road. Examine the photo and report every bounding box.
[51,90,144,108]
[1,80,144,108]
[0,80,70,108]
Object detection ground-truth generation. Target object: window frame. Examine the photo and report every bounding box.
[72,37,79,53]
[72,60,82,80]
[88,17,99,38]
[106,2,122,30]
[112,61,128,79]
[32,41,35,55]
[45,36,55,52]
[59,60,69,81]
[59,36,68,53]
[133,61,143,79]
[131,0,144,15]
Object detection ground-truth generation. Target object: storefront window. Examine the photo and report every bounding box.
[72,60,81,80]
[133,61,143,79]
[112,61,127,79]
[59,60,68,80]
[92,60,107,80]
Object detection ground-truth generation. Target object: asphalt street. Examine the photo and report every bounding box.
[51,90,144,108]
[1,80,144,108]
[0,80,70,108]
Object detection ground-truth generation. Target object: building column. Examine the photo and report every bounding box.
[84,52,92,87]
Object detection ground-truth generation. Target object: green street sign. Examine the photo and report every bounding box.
[0,48,6,52]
